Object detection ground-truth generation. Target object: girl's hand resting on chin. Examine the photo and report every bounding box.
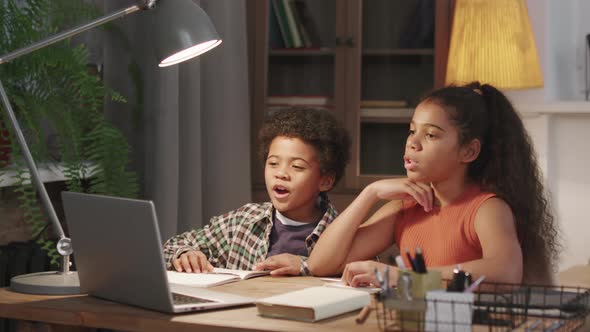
[368,178,434,212]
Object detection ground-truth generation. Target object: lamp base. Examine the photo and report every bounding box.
[10,271,80,295]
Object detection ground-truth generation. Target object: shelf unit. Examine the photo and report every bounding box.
[248,0,453,197]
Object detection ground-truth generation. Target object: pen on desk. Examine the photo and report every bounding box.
[465,271,472,287]
[374,268,385,293]
[405,250,417,272]
[545,320,565,332]
[524,319,542,332]
[463,275,485,293]
[384,266,390,296]
[394,255,407,271]
[414,247,427,273]
[355,304,372,324]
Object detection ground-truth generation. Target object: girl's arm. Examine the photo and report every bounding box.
[308,178,433,276]
[428,197,523,284]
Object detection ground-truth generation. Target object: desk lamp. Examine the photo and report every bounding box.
[445,0,543,89]
[0,0,221,295]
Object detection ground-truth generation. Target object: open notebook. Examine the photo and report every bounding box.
[320,277,381,294]
[167,268,270,287]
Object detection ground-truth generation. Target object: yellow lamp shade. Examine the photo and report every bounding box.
[445,0,543,89]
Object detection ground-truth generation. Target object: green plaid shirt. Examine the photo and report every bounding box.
[163,199,338,275]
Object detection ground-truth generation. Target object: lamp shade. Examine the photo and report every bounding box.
[445,0,543,89]
[156,0,222,67]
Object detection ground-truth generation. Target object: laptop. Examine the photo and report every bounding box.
[61,191,255,313]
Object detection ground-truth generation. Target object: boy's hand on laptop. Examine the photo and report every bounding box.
[253,253,301,276]
[173,250,214,273]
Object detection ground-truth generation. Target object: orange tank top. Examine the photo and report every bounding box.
[394,185,496,268]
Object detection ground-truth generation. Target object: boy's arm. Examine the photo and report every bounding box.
[162,214,230,270]
[299,256,311,276]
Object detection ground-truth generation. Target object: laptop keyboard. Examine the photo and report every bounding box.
[172,292,217,305]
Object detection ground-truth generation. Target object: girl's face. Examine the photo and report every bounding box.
[404,101,467,183]
[264,136,333,222]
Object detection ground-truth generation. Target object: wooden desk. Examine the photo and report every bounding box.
[1,271,589,332]
[0,276,380,332]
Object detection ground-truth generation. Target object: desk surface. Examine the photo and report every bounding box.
[1,267,589,332]
[0,276,380,332]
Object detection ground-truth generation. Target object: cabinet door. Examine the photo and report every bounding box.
[250,0,344,189]
[345,0,452,188]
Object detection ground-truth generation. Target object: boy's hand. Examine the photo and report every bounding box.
[253,253,302,276]
[342,260,399,288]
[172,250,214,273]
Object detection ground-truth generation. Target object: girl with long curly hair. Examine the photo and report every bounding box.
[308,82,559,285]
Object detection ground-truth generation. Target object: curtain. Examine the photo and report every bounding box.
[102,0,251,241]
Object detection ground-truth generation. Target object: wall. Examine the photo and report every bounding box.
[519,105,590,272]
[506,0,590,271]
[506,0,590,103]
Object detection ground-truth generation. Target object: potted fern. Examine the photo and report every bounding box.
[0,0,138,266]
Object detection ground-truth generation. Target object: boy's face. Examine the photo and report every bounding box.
[265,136,334,222]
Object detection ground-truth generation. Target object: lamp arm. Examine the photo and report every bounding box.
[0,2,154,65]
[0,80,69,230]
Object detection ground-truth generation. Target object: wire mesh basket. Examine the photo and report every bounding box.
[374,281,590,332]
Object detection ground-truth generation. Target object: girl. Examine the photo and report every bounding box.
[308,82,559,286]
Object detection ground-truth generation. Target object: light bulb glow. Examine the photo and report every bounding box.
[159,39,222,67]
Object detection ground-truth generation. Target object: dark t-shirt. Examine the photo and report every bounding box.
[266,212,319,258]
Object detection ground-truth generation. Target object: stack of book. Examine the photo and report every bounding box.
[269,0,321,49]
[360,100,413,122]
[267,95,332,113]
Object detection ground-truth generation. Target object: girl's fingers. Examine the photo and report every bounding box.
[404,181,430,211]
[350,273,377,288]
[415,182,434,211]
[342,264,352,285]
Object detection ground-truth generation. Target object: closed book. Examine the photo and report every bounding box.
[361,100,408,108]
[288,0,311,47]
[292,0,321,47]
[268,0,285,48]
[280,0,303,48]
[167,268,270,287]
[271,0,293,48]
[256,286,371,322]
[361,107,414,120]
[267,95,332,106]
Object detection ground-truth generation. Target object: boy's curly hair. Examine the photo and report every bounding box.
[258,107,351,187]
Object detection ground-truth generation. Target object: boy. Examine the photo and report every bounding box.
[163,107,350,276]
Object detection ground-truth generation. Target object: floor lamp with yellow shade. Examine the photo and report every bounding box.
[445,0,543,89]
[0,0,221,295]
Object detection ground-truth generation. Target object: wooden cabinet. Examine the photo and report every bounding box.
[247,0,453,199]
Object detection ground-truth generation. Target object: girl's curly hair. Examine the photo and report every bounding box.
[423,82,560,284]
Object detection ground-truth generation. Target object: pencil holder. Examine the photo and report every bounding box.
[393,270,443,331]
